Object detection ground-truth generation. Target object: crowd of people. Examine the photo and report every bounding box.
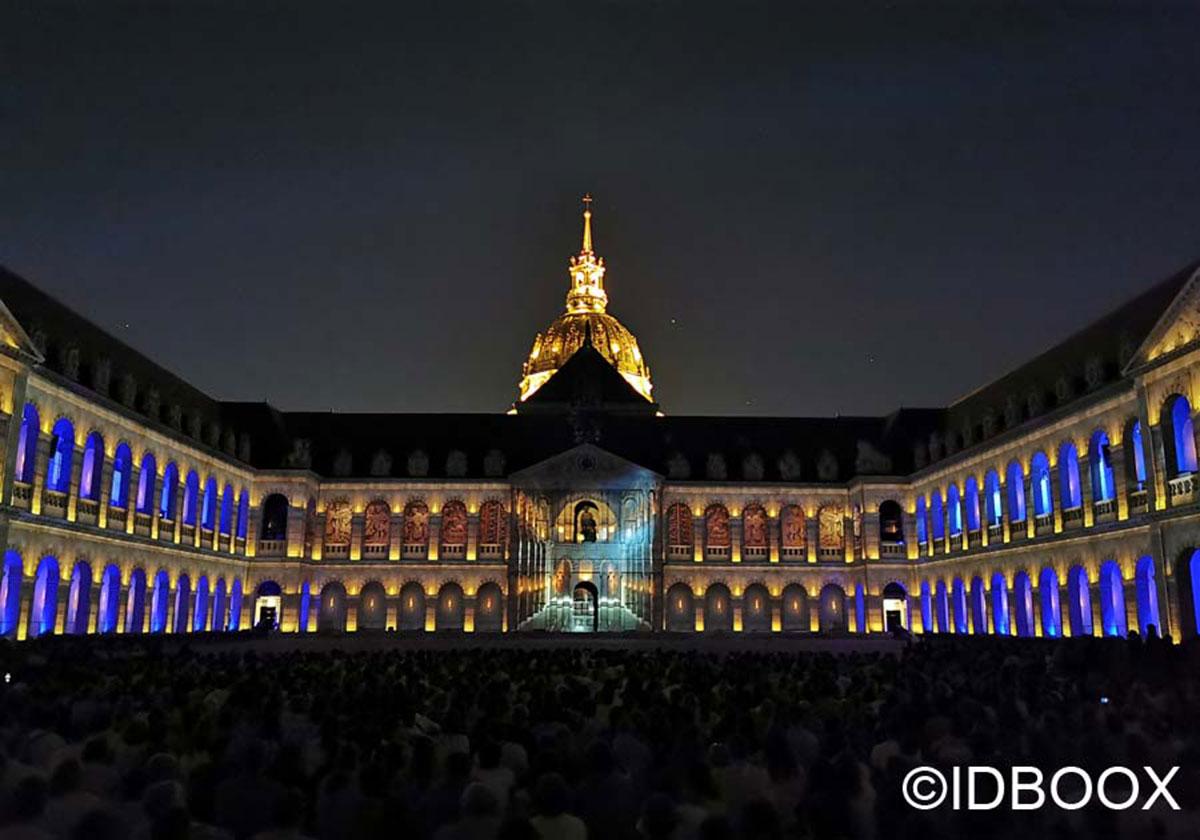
[0,630,1197,839]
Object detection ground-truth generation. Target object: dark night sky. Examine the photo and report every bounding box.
[3,2,1199,417]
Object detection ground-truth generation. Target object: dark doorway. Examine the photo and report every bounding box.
[573,581,598,632]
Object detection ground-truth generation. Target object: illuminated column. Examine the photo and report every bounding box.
[150,473,162,539]
[173,483,185,544]
[31,432,50,514]
[127,462,140,535]
[1049,465,1063,532]
[467,514,479,561]
[349,512,364,561]
[286,501,306,558]
[806,518,818,563]
[53,575,68,634]
[164,581,176,634]
[428,516,441,561]
[1110,443,1129,518]
[67,441,84,521]
[88,578,102,634]
[1138,385,1164,510]
[116,582,127,633]
[767,512,780,563]
[1078,453,1094,527]
[389,511,402,561]
[730,515,742,563]
[863,508,879,559]
[99,456,115,529]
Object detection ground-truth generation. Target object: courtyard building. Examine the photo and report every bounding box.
[2,202,1200,641]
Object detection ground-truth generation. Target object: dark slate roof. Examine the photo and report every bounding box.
[1,257,1195,480]
[940,260,1198,445]
[0,265,244,459]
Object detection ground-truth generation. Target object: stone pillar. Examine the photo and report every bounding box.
[31,433,51,511]
[768,513,780,563]
[67,442,84,521]
[1079,453,1094,526]
[1049,465,1063,531]
[730,515,742,563]
[428,516,442,561]
[350,512,364,560]
[1111,443,1129,517]
[467,513,479,560]
[389,512,402,561]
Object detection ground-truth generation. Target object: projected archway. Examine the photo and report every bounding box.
[666,583,694,632]
[704,583,733,632]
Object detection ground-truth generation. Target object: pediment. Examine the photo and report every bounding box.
[510,442,660,490]
[0,296,42,362]
[1126,264,1200,372]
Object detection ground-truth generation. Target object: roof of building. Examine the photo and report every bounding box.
[1,256,1195,480]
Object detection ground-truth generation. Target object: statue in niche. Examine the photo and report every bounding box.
[332,448,353,477]
[402,501,429,545]
[167,403,183,430]
[705,504,730,547]
[206,421,221,449]
[237,433,252,463]
[364,500,390,545]
[1055,375,1074,404]
[1084,355,1105,390]
[981,408,998,439]
[324,499,351,545]
[818,506,844,549]
[441,501,468,545]
[222,428,236,455]
[575,501,599,543]
[927,432,944,462]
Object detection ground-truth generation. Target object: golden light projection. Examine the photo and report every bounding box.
[518,196,654,402]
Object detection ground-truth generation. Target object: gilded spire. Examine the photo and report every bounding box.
[581,193,594,255]
[566,193,607,314]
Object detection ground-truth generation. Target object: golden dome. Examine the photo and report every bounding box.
[518,197,653,403]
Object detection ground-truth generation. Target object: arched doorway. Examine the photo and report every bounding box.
[126,568,147,634]
[475,582,503,632]
[1013,571,1034,637]
[1135,556,1160,636]
[1098,560,1127,637]
[173,573,191,634]
[358,581,387,631]
[742,584,771,632]
[150,569,170,633]
[254,580,282,629]
[666,583,694,632]
[437,582,465,631]
[399,582,426,631]
[881,582,907,632]
[782,584,809,632]
[991,572,1010,636]
[318,581,347,632]
[0,551,22,638]
[818,583,847,633]
[704,583,733,632]
[1067,565,1093,637]
[66,561,93,635]
[1040,567,1062,637]
[969,576,987,635]
[572,581,599,632]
